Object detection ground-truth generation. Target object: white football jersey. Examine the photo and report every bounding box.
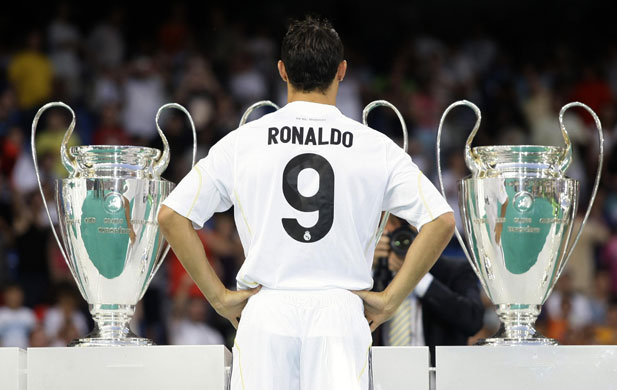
[163,101,452,290]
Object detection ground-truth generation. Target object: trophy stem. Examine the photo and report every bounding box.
[477,304,556,345]
[69,304,153,347]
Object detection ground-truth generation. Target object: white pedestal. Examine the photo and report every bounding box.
[0,348,26,390]
[372,346,429,390]
[436,346,617,390]
[28,345,231,390]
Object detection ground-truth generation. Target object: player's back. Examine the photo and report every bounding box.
[230,101,393,290]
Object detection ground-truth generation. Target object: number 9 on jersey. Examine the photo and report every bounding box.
[281,153,334,243]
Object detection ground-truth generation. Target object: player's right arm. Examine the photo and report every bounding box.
[158,205,259,329]
[158,132,259,329]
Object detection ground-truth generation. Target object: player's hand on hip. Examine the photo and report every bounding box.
[352,290,396,332]
[214,286,261,329]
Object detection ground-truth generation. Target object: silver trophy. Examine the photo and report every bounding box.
[437,100,603,345]
[32,102,197,346]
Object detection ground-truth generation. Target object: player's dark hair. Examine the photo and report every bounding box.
[281,16,344,93]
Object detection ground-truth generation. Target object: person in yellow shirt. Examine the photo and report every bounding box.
[8,31,54,110]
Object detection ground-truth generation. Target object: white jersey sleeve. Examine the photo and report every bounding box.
[382,139,453,230]
[162,133,235,229]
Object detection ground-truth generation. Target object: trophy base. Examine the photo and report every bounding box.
[69,335,154,347]
[69,327,154,347]
[69,304,153,347]
[476,336,557,346]
[477,304,557,346]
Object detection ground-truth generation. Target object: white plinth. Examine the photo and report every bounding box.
[28,345,231,390]
[436,346,617,390]
[372,346,429,390]
[0,348,26,390]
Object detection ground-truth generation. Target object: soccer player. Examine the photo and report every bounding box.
[158,16,455,390]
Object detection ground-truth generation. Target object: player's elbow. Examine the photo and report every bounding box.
[437,212,456,239]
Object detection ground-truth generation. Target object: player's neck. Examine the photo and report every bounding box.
[286,84,338,106]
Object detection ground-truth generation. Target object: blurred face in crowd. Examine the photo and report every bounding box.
[3,286,24,309]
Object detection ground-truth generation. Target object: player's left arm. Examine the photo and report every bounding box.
[158,205,260,329]
[354,211,455,331]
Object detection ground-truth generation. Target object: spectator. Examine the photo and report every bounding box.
[593,298,617,344]
[92,103,130,145]
[570,66,613,127]
[0,126,24,179]
[12,190,53,307]
[43,283,88,346]
[0,88,21,137]
[228,50,268,110]
[590,269,612,325]
[158,4,192,57]
[48,3,83,100]
[546,292,575,344]
[87,7,125,71]
[122,56,166,143]
[0,283,36,348]
[565,210,610,296]
[90,68,122,111]
[28,323,51,347]
[7,31,53,111]
[174,55,221,106]
[545,272,594,333]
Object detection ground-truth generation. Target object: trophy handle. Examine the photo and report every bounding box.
[31,102,83,289]
[362,100,408,245]
[33,101,80,175]
[152,103,197,177]
[436,100,482,275]
[557,103,575,173]
[558,102,604,275]
[143,103,199,299]
[239,100,280,127]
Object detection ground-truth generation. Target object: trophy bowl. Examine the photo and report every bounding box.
[32,102,196,346]
[459,159,578,343]
[437,101,603,345]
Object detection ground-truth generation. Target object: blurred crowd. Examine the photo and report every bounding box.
[1,3,617,349]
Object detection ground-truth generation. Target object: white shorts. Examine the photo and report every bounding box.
[230,288,372,390]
